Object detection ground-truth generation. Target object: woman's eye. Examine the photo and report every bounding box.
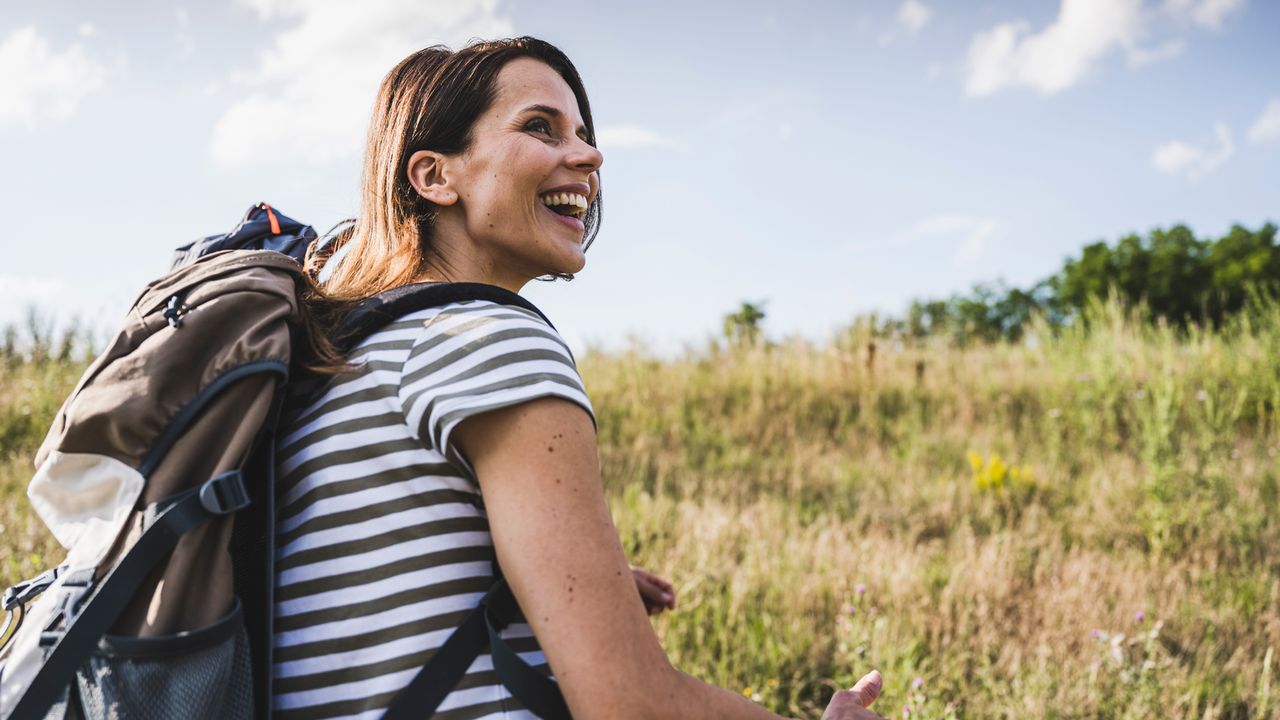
[526,118,553,136]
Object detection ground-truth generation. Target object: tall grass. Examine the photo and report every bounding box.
[3,297,1278,718]
[0,314,90,588]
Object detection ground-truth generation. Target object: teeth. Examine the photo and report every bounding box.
[539,191,589,218]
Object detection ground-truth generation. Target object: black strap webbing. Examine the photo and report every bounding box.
[485,596,572,719]
[8,473,246,720]
[383,578,570,720]
[334,283,572,718]
[381,594,490,720]
[334,282,555,355]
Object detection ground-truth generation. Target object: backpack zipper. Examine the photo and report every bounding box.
[262,202,282,234]
[163,293,192,328]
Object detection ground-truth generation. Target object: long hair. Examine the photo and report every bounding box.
[311,36,603,302]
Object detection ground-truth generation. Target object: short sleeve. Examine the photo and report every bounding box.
[397,300,595,477]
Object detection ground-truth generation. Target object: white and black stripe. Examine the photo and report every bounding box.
[272,300,594,719]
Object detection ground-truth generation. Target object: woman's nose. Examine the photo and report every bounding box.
[567,136,603,172]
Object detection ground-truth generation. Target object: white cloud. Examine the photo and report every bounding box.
[908,215,1000,266]
[595,125,670,150]
[877,0,932,47]
[898,0,932,34]
[1152,122,1234,179]
[966,0,1248,97]
[965,0,1144,97]
[0,27,106,127]
[77,23,95,38]
[1246,98,1280,144]
[210,0,513,169]
[1165,0,1246,30]
[1127,39,1185,66]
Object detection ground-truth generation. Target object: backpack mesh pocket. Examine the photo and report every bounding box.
[62,599,251,720]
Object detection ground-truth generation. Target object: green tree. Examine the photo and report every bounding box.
[723,301,767,347]
[898,221,1280,342]
[1206,222,1280,322]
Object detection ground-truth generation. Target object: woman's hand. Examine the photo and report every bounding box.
[631,567,676,615]
[820,670,885,720]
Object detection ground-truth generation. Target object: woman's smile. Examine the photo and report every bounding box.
[537,183,591,235]
[411,56,603,290]
[540,202,586,234]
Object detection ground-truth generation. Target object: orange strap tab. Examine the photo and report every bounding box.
[263,203,281,235]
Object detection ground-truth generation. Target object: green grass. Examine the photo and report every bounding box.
[3,296,1279,719]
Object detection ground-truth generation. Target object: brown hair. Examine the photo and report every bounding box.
[310,36,603,301]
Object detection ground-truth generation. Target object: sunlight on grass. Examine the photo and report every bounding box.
[3,295,1278,718]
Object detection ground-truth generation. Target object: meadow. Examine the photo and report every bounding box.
[2,297,1278,719]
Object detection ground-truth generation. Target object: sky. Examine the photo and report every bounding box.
[1,0,1277,355]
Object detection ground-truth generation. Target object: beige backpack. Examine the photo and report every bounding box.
[2,206,574,719]
[1,250,302,719]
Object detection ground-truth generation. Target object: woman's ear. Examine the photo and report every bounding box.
[407,149,458,206]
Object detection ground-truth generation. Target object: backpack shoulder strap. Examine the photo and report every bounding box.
[383,578,570,720]
[346,282,570,719]
[334,281,555,354]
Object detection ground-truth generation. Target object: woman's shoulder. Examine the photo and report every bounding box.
[395,296,595,468]
[397,297,576,364]
[412,296,554,329]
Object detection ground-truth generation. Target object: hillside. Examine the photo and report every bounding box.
[3,298,1278,718]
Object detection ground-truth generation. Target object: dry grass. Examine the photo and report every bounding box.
[3,297,1279,718]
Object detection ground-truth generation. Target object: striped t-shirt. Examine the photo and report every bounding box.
[271,299,594,720]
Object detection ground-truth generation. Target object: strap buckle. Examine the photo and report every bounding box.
[199,470,250,515]
[35,568,95,649]
[3,565,66,612]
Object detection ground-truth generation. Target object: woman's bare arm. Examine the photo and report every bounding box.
[453,398,886,719]
[452,397,797,720]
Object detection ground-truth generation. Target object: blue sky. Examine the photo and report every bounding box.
[1,0,1277,354]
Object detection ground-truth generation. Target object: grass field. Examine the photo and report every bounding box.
[3,297,1278,719]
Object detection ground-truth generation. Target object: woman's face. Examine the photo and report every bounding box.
[421,57,603,290]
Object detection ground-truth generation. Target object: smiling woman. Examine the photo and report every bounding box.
[281,37,886,720]
[400,57,602,290]
[313,40,603,302]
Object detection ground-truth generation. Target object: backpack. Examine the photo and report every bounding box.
[0,203,571,720]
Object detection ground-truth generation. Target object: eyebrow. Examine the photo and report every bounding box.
[521,104,589,139]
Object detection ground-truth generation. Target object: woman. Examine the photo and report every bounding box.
[276,37,886,720]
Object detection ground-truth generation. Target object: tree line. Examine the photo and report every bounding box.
[897,221,1280,344]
